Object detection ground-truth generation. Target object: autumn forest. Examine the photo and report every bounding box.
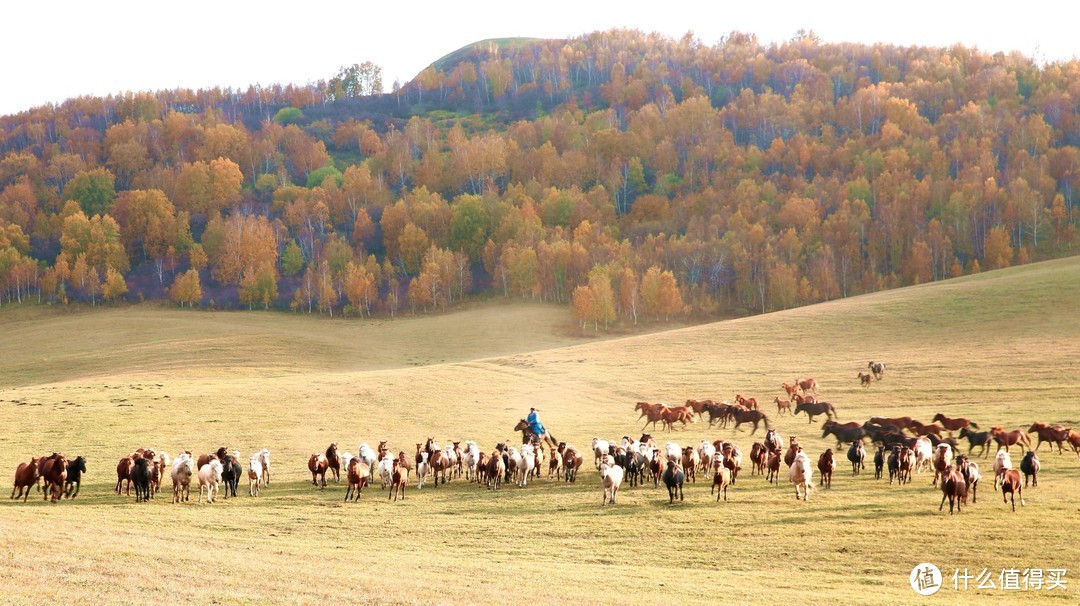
[1,29,1079,327]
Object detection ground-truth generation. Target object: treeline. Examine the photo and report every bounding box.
[1,29,1079,326]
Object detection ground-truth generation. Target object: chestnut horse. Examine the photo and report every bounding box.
[10,458,40,502]
[424,438,452,487]
[659,406,696,431]
[734,394,758,410]
[990,427,1032,454]
[1027,422,1069,454]
[634,402,667,430]
[932,413,978,434]
[796,378,818,394]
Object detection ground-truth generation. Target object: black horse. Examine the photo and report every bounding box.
[132,457,153,503]
[958,427,994,458]
[65,456,87,498]
[794,401,837,424]
[221,455,242,498]
[847,441,866,476]
[662,461,684,504]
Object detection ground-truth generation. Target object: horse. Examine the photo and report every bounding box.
[774,396,792,416]
[750,442,767,476]
[324,443,341,483]
[64,456,87,499]
[730,409,770,435]
[345,457,370,502]
[132,457,152,503]
[599,455,624,505]
[789,450,814,500]
[1020,451,1039,488]
[308,453,329,488]
[1000,468,1024,512]
[793,400,836,424]
[634,402,668,431]
[764,430,783,455]
[171,454,194,503]
[39,454,68,502]
[781,382,800,398]
[938,466,967,514]
[990,427,1032,454]
[822,420,864,446]
[734,394,758,410]
[867,361,885,379]
[959,427,995,458]
[11,458,40,502]
[817,449,834,489]
[766,449,782,484]
[784,437,801,467]
[873,446,885,480]
[514,419,545,447]
[1027,422,1070,454]
[389,459,407,502]
[685,399,715,420]
[956,454,981,503]
[857,372,872,388]
[486,445,507,490]
[662,461,684,504]
[659,406,696,431]
[703,402,735,428]
[932,413,977,435]
[712,466,732,502]
[847,441,866,476]
[221,452,242,498]
[425,438,452,487]
[796,378,818,394]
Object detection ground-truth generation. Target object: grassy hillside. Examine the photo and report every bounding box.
[1,259,1079,604]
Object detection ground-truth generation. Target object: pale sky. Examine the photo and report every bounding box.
[1,1,1074,117]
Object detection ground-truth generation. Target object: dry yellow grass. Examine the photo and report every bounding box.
[2,259,1079,604]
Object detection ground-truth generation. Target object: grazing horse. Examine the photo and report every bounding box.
[932,413,977,435]
[796,378,818,394]
[1027,422,1069,454]
[308,453,329,488]
[325,443,341,483]
[868,361,885,379]
[822,420,864,446]
[857,372,872,388]
[730,409,770,435]
[662,461,684,504]
[64,456,87,499]
[990,427,1032,454]
[794,400,836,424]
[847,441,866,476]
[938,466,967,514]
[1000,468,1024,512]
[959,427,994,458]
[1020,451,1039,488]
[774,396,792,416]
[956,454,981,503]
[817,449,835,489]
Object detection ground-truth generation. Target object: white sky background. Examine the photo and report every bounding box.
[1,1,1074,117]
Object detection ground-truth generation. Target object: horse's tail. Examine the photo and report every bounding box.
[969,421,979,430]
[763,414,772,431]
[546,431,558,447]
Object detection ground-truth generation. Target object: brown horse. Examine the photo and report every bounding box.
[793,400,836,424]
[115,456,135,495]
[908,421,945,438]
[784,436,800,467]
[781,382,799,398]
[938,465,967,514]
[39,454,68,502]
[325,443,341,483]
[734,394,758,410]
[796,378,818,394]
[774,396,792,416]
[308,453,329,488]
[634,401,667,428]
[791,393,818,405]
[1027,422,1070,453]
[869,416,914,431]
[932,413,978,434]
[685,399,716,420]
[991,427,1032,454]
[858,372,872,388]
[817,449,835,489]
[821,420,865,446]
[659,406,696,431]
[10,458,40,502]
[424,438,452,487]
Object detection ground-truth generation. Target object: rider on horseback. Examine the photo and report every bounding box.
[528,407,557,448]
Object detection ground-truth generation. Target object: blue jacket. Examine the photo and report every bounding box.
[527,410,545,434]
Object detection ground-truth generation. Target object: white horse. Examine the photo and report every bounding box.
[248,454,264,497]
[789,451,814,501]
[377,455,394,489]
[600,454,624,505]
[357,443,378,477]
[462,441,480,481]
[254,448,271,485]
[170,454,194,503]
[416,452,430,489]
[198,459,223,504]
[592,438,610,469]
[993,449,1013,489]
[518,444,536,487]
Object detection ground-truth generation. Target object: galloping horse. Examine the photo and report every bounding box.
[990,427,1032,454]
[793,400,837,424]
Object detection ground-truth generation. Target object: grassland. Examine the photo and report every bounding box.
[1,259,1079,605]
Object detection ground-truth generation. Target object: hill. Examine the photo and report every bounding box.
[1,258,1078,604]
